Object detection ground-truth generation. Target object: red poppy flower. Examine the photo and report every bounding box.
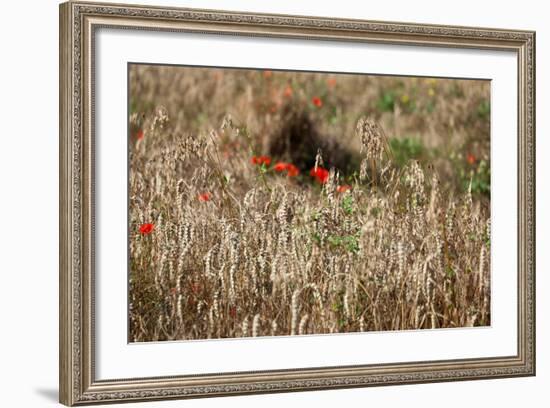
[327,78,337,88]
[310,167,330,184]
[136,129,144,140]
[263,70,273,79]
[466,153,476,165]
[273,162,300,177]
[251,156,272,166]
[139,223,154,235]
[274,162,289,172]
[312,96,323,108]
[337,185,352,193]
[286,164,300,177]
[198,192,211,202]
[229,305,237,318]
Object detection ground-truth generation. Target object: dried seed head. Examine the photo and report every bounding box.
[252,314,261,337]
[221,114,234,131]
[241,316,249,337]
[151,105,169,132]
[314,148,324,172]
[405,160,425,198]
[298,314,309,335]
[290,289,301,336]
[359,316,365,332]
[356,117,384,161]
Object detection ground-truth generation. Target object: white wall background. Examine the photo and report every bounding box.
[0,0,545,406]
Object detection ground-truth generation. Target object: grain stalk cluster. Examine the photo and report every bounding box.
[129,112,490,341]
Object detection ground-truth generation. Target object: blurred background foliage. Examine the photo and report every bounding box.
[130,65,490,199]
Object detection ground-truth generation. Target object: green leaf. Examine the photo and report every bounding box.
[477,100,491,119]
[341,195,354,215]
[376,91,396,112]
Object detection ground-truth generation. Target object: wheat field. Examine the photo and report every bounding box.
[128,65,491,342]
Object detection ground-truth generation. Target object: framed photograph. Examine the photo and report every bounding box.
[59,1,535,405]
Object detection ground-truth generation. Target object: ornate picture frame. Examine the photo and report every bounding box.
[59,1,535,405]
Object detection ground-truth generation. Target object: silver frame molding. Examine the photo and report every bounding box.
[59,1,535,405]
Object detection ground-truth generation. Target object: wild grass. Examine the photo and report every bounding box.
[128,66,490,342]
